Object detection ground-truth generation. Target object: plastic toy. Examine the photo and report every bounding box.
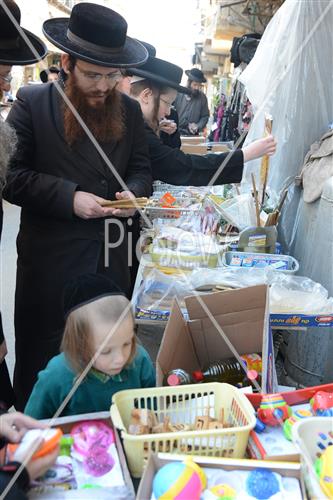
[152,458,206,500]
[8,428,63,461]
[257,394,292,426]
[59,436,74,456]
[310,391,333,416]
[283,409,312,441]
[208,483,237,499]
[71,420,115,477]
[245,468,280,499]
[315,445,333,498]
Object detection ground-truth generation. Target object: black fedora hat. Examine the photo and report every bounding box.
[0,0,47,65]
[185,67,207,83]
[129,56,191,94]
[40,65,60,83]
[43,3,148,68]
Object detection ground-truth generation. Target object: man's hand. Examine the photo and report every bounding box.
[159,119,177,135]
[0,412,46,443]
[188,122,199,135]
[73,191,106,219]
[242,135,277,162]
[102,191,137,218]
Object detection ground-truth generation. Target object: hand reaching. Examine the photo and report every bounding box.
[0,412,46,443]
[242,135,277,162]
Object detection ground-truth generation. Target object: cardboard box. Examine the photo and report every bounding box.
[28,411,135,499]
[137,452,306,500]
[156,285,277,393]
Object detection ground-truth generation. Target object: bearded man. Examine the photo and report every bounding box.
[174,67,209,136]
[3,3,152,409]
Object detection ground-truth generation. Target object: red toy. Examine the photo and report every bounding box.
[257,394,292,426]
[310,391,333,416]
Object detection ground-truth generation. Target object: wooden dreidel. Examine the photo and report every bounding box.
[195,416,212,430]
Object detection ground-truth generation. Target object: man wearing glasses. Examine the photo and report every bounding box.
[4,3,152,409]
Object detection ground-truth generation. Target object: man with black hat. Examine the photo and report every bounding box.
[174,67,209,136]
[3,2,152,409]
[39,65,60,83]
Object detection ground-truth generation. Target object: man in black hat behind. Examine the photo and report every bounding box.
[3,2,152,409]
[174,67,209,136]
[39,65,60,83]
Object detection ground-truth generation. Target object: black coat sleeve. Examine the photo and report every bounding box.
[197,94,210,132]
[123,100,152,197]
[146,125,244,186]
[3,87,78,220]
[0,461,30,499]
[160,109,181,149]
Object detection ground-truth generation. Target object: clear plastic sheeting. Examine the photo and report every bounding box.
[239,0,333,193]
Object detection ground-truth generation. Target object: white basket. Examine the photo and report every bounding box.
[292,417,333,499]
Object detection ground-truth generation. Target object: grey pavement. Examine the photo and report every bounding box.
[1,201,20,381]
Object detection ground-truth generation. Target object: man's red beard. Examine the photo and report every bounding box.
[63,72,125,146]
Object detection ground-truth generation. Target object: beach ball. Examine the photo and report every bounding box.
[153,459,206,500]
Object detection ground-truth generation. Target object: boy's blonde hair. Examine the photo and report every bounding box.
[61,295,136,374]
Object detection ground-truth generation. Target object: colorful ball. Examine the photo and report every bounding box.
[209,483,237,499]
[153,459,206,500]
[245,468,280,499]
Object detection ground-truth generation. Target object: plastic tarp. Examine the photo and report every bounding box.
[238,0,333,292]
[239,0,333,193]
[237,1,333,386]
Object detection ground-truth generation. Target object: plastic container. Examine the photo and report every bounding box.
[238,226,278,254]
[292,417,333,499]
[222,251,299,274]
[110,383,256,477]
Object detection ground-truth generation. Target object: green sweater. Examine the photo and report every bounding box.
[25,346,155,419]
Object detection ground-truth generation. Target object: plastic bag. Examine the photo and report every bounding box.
[269,273,333,314]
[190,266,268,290]
[134,268,193,320]
[151,227,221,269]
[216,193,256,230]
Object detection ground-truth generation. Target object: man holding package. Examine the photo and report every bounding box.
[4,2,152,409]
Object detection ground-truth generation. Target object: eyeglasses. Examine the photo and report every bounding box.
[75,65,122,85]
[0,74,13,84]
[160,96,175,110]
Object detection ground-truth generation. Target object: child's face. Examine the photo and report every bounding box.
[91,316,134,376]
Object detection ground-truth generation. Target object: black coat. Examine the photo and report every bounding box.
[145,123,244,186]
[3,83,152,409]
